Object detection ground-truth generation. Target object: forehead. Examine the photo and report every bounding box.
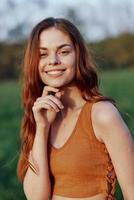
[39,27,73,48]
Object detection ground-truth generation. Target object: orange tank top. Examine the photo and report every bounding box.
[48,101,117,199]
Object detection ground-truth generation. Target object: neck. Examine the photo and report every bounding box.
[59,82,85,112]
[56,81,87,119]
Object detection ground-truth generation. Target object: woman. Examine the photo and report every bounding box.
[17,17,134,200]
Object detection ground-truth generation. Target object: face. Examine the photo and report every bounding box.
[38,27,76,88]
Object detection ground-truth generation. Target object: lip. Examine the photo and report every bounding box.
[45,69,66,77]
[45,68,66,73]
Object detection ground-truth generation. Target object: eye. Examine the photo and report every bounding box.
[60,50,70,55]
[39,53,48,58]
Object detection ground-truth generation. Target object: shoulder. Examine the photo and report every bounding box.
[92,100,120,123]
[91,100,122,142]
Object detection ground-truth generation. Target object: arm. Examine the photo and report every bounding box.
[92,101,134,200]
[23,86,63,200]
[23,124,51,200]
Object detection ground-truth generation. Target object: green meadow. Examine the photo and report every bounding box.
[0,69,134,200]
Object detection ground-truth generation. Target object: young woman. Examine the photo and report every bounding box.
[17,17,134,200]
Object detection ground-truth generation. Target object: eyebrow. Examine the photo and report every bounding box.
[39,44,73,50]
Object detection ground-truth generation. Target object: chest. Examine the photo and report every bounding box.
[49,109,81,149]
[48,115,106,177]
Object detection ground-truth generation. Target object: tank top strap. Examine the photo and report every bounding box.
[80,100,98,140]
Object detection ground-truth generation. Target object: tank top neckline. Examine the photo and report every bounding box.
[50,101,90,151]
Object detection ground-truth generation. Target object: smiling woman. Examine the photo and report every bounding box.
[17,17,134,200]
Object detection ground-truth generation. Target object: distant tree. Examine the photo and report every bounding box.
[89,33,134,69]
[0,42,25,80]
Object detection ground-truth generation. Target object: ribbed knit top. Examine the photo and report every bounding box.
[48,101,117,199]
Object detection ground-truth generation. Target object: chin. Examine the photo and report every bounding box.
[46,83,66,88]
[51,80,75,89]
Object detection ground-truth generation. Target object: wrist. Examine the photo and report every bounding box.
[36,123,50,129]
[36,123,50,140]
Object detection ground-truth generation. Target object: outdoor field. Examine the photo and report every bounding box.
[0,68,134,200]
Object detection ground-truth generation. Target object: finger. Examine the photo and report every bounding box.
[32,104,52,112]
[36,92,63,102]
[55,91,64,99]
[42,86,59,96]
[36,95,64,109]
[34,99,60,112]
[32,103,59,112]
[47,95,64,109]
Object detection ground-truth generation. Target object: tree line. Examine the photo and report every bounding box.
[0,33,134,81]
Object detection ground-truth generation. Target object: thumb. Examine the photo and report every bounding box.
[55,90,64,99]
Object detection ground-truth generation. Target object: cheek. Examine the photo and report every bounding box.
[38,63,42,77]
[63,53,76,67]
[38,59,45,71]
[38,59,48,79]
[68,55,76,72]
[66,63,76,81]
[38,61,45,81]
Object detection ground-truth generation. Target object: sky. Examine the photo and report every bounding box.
[0,0,134,42]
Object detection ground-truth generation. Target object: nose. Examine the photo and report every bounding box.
[48,53,60,65]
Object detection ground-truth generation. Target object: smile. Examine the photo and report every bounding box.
[46,69,65,77]
[45,68,65,76]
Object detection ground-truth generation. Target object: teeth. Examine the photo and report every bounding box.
[47,70,64,75]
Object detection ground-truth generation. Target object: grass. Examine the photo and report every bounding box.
[100,68,134,133]
[0,81,25,200]
[0,68,134,200]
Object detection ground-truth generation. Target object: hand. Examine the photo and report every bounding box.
[32,86,64,127]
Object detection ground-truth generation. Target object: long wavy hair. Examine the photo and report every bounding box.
[17,17,114,182]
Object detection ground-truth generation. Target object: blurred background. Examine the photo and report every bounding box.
[0,0,134,199]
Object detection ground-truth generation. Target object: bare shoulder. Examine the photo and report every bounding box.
[91,100,125,142]
[92,100,120,123]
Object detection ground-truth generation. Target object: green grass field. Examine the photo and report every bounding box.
[0,69,134,200]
